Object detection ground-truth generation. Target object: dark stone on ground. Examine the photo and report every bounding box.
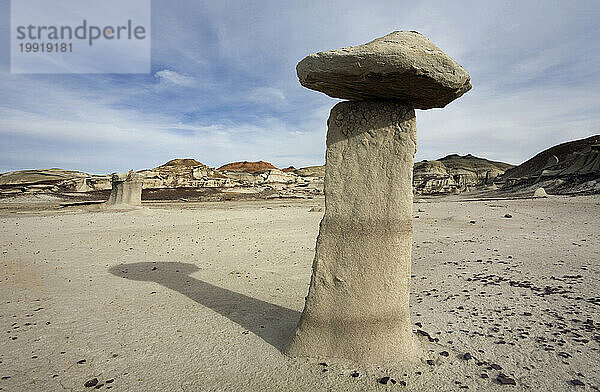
[497,373,517,385]
[84,378,98,387]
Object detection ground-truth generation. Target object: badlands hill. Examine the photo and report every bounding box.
[295,166,325,178]
[0,168,89,186]
[0,155,515,199]
[160,158,204,167]
[3,135,598,200]
[218,161,278,173]
[0,168,92,195]
[138,158,226,189]
[413,154,514,194]
[501,135,600,194]
[504,135,600,179]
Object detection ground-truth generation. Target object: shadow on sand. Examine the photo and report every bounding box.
[109,262,300,352]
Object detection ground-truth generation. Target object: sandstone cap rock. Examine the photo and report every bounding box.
[297,31,471,109]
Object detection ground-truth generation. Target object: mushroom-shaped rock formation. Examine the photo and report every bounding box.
[286,32,471,363]
[106,170,143,206]
[297,31,471,109]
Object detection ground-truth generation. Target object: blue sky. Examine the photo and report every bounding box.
[1,0,599,174]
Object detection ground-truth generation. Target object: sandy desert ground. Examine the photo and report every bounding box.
[0,195,598,391]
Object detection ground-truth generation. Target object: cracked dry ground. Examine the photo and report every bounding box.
[0,195,598,391]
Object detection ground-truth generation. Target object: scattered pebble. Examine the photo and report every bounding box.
[497,373,516,385]
[84,378,98,387]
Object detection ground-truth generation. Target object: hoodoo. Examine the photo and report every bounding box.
[286,31,471,363]
[106,170,143,207]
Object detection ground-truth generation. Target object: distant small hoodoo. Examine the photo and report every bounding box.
[533,187,548,198]
[106,170,143,206]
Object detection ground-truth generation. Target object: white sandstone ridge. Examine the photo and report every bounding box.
[2,133,597,200]
[0,155,519,199]
[414,154,515,195]
[138,158,233,189]
[136,159,323,193]
[5,140,599,200]
[0,159,326,200]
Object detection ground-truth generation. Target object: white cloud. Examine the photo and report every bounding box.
[248,87,287,107]
[154,69,197,87]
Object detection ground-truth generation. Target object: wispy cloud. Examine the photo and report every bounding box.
[248,87,288,109]
[154,70,197,87]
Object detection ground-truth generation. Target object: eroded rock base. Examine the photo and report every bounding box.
[286,100,419,363]
[106,172,143,206]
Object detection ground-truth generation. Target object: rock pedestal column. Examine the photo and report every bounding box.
[286,100,418,362]
[106,170,142,206]
[286,31,471,363]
